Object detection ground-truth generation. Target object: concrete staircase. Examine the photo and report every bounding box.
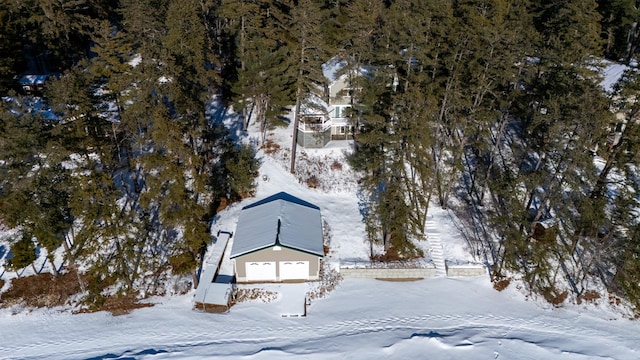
[425,220,447,277]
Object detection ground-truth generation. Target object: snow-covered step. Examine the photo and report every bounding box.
[427,232,447,277]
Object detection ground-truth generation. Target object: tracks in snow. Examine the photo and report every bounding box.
[1,309,633,359]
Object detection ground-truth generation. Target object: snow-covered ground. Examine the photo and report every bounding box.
[1,277,639,359]
[1,106,639,359]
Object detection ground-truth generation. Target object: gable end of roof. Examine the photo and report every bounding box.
[242,192,320,211]
[230,242,323,259]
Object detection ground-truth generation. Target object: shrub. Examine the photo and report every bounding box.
[493,278,511,292]
[576,289,601,305]
[234,288,277,303]
[77,293,154,315]
[261,140,280,154]
[542,286,568,306]
[0,268,83,308]
[307,260,342,301]
[306,175,319,188]
[330,160,343,171]
[608,294,621,306]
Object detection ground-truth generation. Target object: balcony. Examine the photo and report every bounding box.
[299,116,331,132]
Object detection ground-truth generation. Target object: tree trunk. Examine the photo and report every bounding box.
[290,29,306,174]
[626,21,640,64]
[48,254,60,275]
[591,111,638,199]
[242,102,248,131]
[240,14,248,132]
[290,89,302,174]
[74,265,86,293]
[192,268,199,289]
[383,231,392,253]
[478,114,509,205]
[62,232,75,267]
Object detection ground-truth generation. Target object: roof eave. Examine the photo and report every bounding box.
[231,243,324,259]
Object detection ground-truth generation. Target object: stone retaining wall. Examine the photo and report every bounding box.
[446,265,487,277]
[339,267,437,279]
[339,265,487,279]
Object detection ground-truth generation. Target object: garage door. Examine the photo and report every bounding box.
[279,261,309,281]
[245,261,276,281]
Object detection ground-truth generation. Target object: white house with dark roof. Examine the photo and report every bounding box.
[230,192,324,283]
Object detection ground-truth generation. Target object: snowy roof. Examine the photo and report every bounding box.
[322,56,372,86]
[18,75,48,86]
[194,232,232,305]
[194,282,233,306]
[300,93,329,115]
[230,192,324,258]
[322,56,348,84]
[601,60,630,94]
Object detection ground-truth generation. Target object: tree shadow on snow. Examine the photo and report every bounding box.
[207,96,245,144]
[85,348,168,360]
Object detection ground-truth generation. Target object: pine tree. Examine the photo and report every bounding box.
[0,2,25,90]
[484,0,613,295]
[288,0,329,173]
[0,94,77,274]
[30,164,74,274]
[218,0,262,129]
[339,0,387,133]
[597,0,640,62]
[7,232,37,275]
[588,65,640,305]
[119,0,168,60]
[348,69,395,257]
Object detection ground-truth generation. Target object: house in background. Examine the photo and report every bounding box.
[16,74,50,95]
[230,192,324,283]
[297,56,365,148]
[297,93,332,148]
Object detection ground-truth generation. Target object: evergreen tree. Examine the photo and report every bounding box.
[592,66,640,306]
[0,2,25,91]
[218,0,262,129]
[7,0,112,72]
[597,0,640,62]
[221,0,296,141]
[339,0,387,134]
[486,0,613,296]
[288,0,329,173]
[119,0,168,60]
[215,142,260,199]
[0,94,76,274]
[7,232,37,275]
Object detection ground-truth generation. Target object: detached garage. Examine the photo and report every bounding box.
[230,192,324,283]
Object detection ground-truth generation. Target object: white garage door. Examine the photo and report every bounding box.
[245,261,276,281]
[279,261,309,281]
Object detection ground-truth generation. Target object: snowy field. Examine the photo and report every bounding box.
[1,105,640,359]
[1,277,639,359]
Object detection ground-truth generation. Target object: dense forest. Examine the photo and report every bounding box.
[1,0,640,311]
